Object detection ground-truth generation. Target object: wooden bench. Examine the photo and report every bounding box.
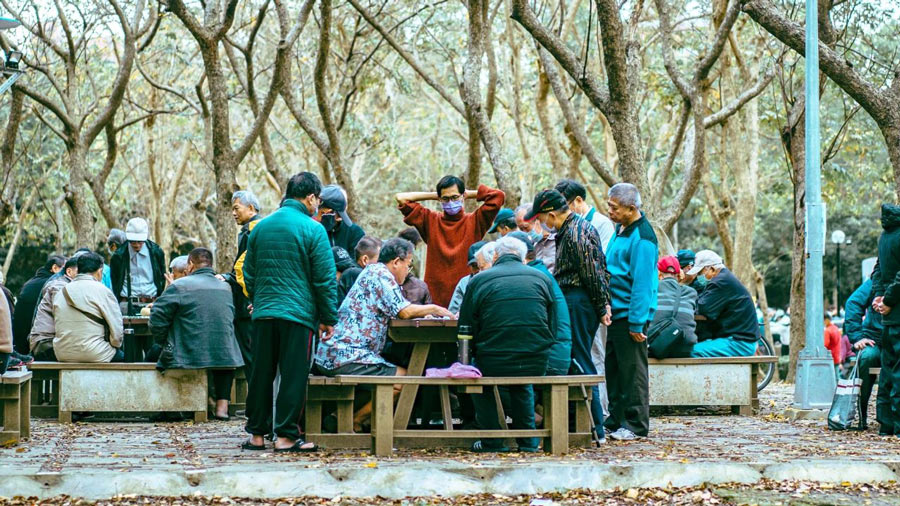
[0,370,31,445]
[649,356,777,415]
[333,375,603,456]
[29,362,208,422]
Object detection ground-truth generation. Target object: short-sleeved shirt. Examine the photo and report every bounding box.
[314,263,411,371]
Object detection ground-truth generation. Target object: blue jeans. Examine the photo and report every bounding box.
[690,337,756,358]
[472,384,538,450]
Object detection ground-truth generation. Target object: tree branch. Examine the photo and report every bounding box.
[704,65,776,128]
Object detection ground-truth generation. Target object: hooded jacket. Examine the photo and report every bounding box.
[873,204,900,327]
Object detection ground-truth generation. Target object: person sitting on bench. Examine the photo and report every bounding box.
[28,255,81,362]
[686,250,759,357]
[1,289,12,374]
[53,253,125,363]
[458,235,557,453]
[148,247,245,421]
[314,237,452,431]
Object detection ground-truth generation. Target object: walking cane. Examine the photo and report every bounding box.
[571,359,602,446]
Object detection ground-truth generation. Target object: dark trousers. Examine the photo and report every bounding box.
[879,326,900,435]
[855,345,890,428]
[604,318,650,437]
[563,288,603,429]
[32,340,57,362]
[234,318,253,374]
[111,348,125,363]
[210,369,236,401]
[0,352,8,374]
[245,319,313,441]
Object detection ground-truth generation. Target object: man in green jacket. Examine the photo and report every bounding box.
[242,172,338,453]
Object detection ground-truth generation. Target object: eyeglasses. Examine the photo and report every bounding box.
[439,194,463,203]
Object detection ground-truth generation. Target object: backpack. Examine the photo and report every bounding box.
[647,285,692,359]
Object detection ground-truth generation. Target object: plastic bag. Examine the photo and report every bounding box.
[827,360,862,431]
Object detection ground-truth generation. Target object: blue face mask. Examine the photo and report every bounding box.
[441,200,464,215]
[694,276,708,288]
[528,231,542,243]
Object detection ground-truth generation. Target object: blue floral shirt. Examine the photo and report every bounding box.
[314,263,411,371]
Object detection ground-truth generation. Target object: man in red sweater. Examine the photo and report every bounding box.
[823,313,843,379]
[396,176,505,308]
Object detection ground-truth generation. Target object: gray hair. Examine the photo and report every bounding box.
[608,183,642,209]
[169,255,189,272]
[475,242,497,264]
[232,190,261,212]
[107,228,127,246]
[493,236,527,261]
[514,204,531,217]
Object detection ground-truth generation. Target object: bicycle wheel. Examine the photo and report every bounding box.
[756,336,775,392]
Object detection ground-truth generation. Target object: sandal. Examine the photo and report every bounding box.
[274,440,319,453]
[241,439,267,451]
[471,440,509,453]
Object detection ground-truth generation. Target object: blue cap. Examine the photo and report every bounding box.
[676,249,696,269]
[487,208,515,234]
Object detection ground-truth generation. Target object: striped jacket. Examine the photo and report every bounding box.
[651,278,698,346]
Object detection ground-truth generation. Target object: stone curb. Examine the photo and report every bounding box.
[1,461,898,500]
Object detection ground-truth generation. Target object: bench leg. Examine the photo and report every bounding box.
[544,384,568,455]
[393,343,429,430]
[305,401,323,434]
[439,385,453,430]
[59,410,72,424]
[372,384,394,457]
[194,411,208,423]
[336,400,354,433]
[2,385,20,439]
[750,364,760,413]
[21,380,30,439]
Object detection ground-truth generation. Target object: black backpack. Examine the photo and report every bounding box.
[647,286,693,359]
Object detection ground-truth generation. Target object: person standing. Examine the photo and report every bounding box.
[525,189,610,442]
[515,205,556,274]
[872,203,900,436]
[318,184,366,253]
[221,190,262,372]
[604,183,658,441]
[242,172,338,453]
[395,175,504,308]
[110,217,167,316]
[12,255,65,354]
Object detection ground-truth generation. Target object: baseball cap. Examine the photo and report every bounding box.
[523,189,567,221]
[468,241,487,266]
[320,185,353,226]
[676,249,696,269]
[487,208,515,234]
[686,250,724,276]
[332,246,355,272]
[125,218,149,242]
[507,231,535,254]
[657,256,681,275]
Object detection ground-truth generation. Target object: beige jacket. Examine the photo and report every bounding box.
[0,293,12,354]
[52,274,124,363]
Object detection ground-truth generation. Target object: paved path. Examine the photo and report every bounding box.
[1,383,897,499]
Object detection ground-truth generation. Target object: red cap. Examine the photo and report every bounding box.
[657,256,681,275]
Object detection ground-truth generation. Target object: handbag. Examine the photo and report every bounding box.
[827,359,862,431]
[647,286,688,359]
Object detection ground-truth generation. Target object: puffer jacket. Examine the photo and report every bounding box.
[458,254,556,376]
[244,199,338,329]
[873,204,900,327]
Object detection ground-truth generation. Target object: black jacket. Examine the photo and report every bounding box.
[110,240,167,299]
[11,266,54,353]
[227,214,260,319]
[873,204,900,327]
[329,221,365,254]
[459,254,556,375]
[696,268,759,343]
[337,266,363,306]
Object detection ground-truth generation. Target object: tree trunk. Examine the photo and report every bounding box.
[784,96,806,384]
[732,97,760,289]
[65,146,96,247]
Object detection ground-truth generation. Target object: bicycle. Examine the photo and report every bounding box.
[755,334,776,392]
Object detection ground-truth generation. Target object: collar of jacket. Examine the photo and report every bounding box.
[559,211,578,235]
[527,259,545,268]
[72,273,96,282]
[616,211,647,236]
[189,267,216,277]
[494,254,523,266]
[282,198,313,217]
[241,214,261,232]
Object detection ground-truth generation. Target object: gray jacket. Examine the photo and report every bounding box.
[149,267,244,370]
[651,277,698,345]
[28,275,72,352]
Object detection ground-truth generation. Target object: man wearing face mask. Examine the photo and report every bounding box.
[677,249,706,294]
[318,185,366,254]
[554,179,615,253]
[516,204,556,274]
[395,176,505,308]
[242,172,338,453]
[687,250,759,358]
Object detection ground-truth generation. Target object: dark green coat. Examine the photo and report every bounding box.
[459,254,556,375]
[243,199,338,329]
[149,267,244,370]
[874,204,900,327]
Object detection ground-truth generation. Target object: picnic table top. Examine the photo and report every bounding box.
[389,318,457,327]
[123,316,150,324]
[333,374,604,385]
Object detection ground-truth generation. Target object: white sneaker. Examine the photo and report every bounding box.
[608,428,638,441]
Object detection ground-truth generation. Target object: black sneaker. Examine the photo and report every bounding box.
[11,351,34,365]
[5,355,24,370]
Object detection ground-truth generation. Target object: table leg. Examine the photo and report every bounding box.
[393,343,430,430]
[373,384,394,456]
[439,385,453,430]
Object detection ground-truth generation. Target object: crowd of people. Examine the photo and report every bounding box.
[1,171,897,451]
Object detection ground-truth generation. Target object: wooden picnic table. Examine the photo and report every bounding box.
[388,318,458,430]
[123,316,153,363]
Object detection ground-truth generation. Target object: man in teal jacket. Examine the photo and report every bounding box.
[603,183,658,441]
[242,172,338,453]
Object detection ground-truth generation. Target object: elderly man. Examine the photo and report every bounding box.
[677,249,706,293]
[844,277,886,430]
[338,236,383,304]
[103,229,127,289]
[648,256,697,358]
[150,248,245,421]
[515,205,555,274]
[319,184,366,253]
[28,256,80,361]
[687,250,759,358]
[448,241,494,314]
[315,238,451,429]
[526,189,610,441]
[168,256,190,282]
[487,208,517,237]
[110,217,166,316]
[53,253,124,363]
[555,179,615,252]
[243,172,338,453]
[396,175,504,308]
[872,203,900,436]
[603,183,657,441]
[12,255,65,354]
[459,236,556,452]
